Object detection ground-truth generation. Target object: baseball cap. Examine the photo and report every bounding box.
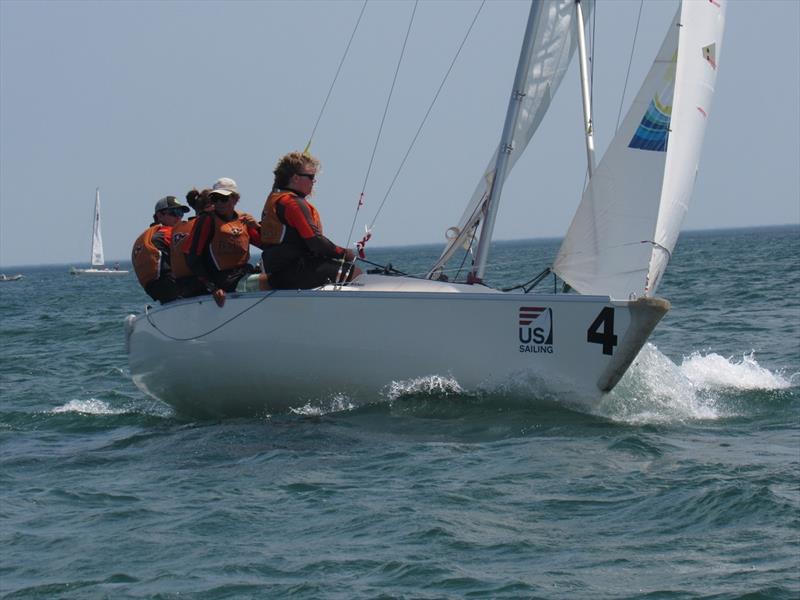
[154,196,190,214]
[211,177,238,196]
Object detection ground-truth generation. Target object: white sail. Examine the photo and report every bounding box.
[428,0,593,278]
[553,0,725,299]
[91,187,104,267]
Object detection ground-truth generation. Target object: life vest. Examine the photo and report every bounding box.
[132,225,165,287]
[170,219,195,279]
[210,212,251,271]
[261,190,323,247]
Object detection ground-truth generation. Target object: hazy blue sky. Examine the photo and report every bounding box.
[1,0,798,268]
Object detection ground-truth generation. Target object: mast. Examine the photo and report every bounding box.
[469,1,542,284]
[575,0,596,176]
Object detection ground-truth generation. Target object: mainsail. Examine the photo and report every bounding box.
[553,0,725,299]
[91,187,104,267]
[428,0,593,278]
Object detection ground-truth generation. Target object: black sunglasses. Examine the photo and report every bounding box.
[160,208,185,217]
[212,196,232,204]
[296,173,316,182]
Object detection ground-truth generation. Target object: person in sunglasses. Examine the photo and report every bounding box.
[260,151,360,289]
[132,195,190,303]
[184,177,262,307]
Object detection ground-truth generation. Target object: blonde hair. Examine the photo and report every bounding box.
[273,151,320,190]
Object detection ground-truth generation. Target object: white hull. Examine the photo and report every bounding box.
[70,267,129,275]
[126,275,668,416]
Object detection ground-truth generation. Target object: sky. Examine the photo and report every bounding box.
[1,0,798,268]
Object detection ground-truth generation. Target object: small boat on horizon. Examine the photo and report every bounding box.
[70,188,129,276]
[0,274,23,282]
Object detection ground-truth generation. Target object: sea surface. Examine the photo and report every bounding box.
[1,225,798,599]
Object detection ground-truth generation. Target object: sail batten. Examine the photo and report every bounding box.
[554,0,725,299]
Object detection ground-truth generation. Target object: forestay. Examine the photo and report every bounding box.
[553,0,726,299]
[428,0,593,278]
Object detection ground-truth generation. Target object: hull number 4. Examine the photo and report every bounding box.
[587,307,618,356]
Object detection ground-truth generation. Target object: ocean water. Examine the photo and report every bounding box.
[1,225,798,599]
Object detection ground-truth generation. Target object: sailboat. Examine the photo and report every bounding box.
[70,188,128,276]
[126,0,725,416]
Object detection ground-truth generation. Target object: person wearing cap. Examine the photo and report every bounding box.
[184,177,262,307]
[131,196,190,303]
[260,151,360,289]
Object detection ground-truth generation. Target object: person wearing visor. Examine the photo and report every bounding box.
[184,177,261,307]
[260,152,360,289]
[132,195,190,303]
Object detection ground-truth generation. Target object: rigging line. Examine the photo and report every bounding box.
[343,0,419,250]
[500,267,551,292]
[145,291,278,342]
[452,227,477,282]
[367,0,486,230]
[615,0,644,132]
[429,186,486,279]
[357,257,411,277]
[304,0,368,154]
[590,0,596,115]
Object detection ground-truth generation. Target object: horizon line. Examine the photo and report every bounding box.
[1,223,797,271]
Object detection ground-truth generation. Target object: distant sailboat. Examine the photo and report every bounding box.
[70,188,128,276]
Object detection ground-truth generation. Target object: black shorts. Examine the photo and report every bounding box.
[145,277,180,304]
[269,257,347,290]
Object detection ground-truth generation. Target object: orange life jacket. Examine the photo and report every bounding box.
[170,219,195,279]
[132,225,166,287]
[210,212,251,271]
[261,190,323,247]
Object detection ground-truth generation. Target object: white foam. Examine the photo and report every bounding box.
[595,344,796,424]
[679,351,794,391]
[50,398,125,415]
[595,343,721,424]
[384,375,464,401]
[289,393,356,416]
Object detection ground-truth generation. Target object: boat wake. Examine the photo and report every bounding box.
[594,344,796,424]
[384,375,465,400]
[49,397,174,419]
[678,350,795,391]
[289,394,357,417]
[51,398,127,416]
[319,344,796,425]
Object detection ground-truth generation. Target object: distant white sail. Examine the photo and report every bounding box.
[554,0,726,299]
[91,187,104,267]
[429,0,593,278]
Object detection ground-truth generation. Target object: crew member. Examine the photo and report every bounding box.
[131,196,190,303]
[260,151,360,289]
[184,177,261,307]
[170,188,212,298]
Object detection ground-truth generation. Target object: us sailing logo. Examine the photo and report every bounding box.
[518,306,553,353]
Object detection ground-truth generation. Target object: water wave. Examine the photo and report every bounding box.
[384,375,465,401]
[595,344,795,424]
[46,397,174,420]
[49,398,126,416]
[289,394,356,417]
[680,350,796,390]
